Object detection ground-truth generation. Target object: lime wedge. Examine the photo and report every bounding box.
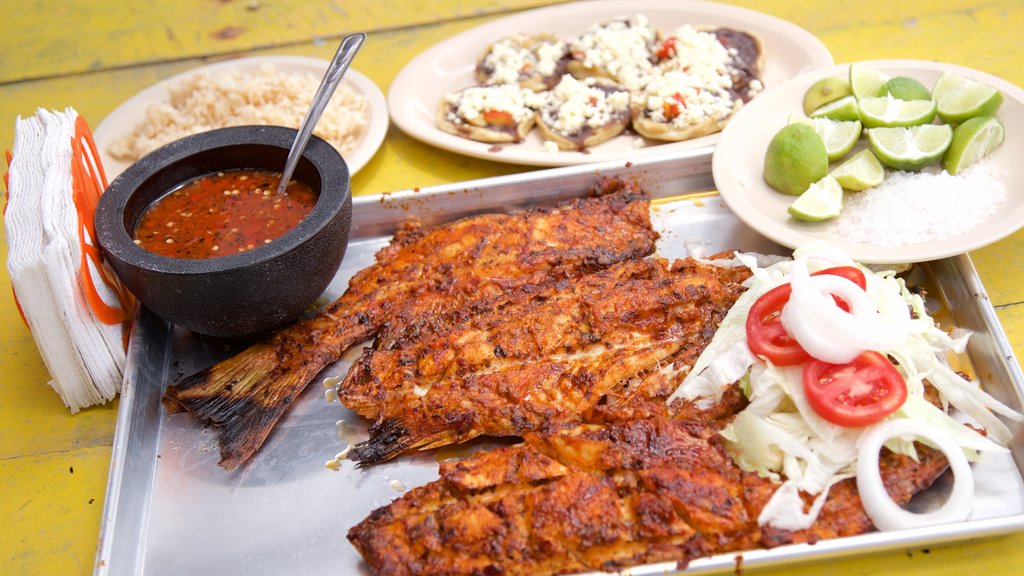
[788,175,844,222]
[850,63,890,100]
[942,116,1005,174]
[877,76,931,101]
[812,118,862,161]
[830,149,885,190]
[803,77,853,115]
[764,123,829,195]
[933,71,1004,125]
[867,125,953,171]
[858,95,937,127]
[809,95,860,121]
[786,113,813,126]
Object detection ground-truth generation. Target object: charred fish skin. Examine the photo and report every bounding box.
[347,417,951,576]
[163,179,658,470]
[344,258,751,466]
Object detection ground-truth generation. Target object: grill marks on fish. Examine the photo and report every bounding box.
[163,179,658,470]
[343,257,751,465]
[348,417,951,576]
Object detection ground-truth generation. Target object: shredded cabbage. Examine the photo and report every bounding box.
[666,253,789,407]
[670,244,1022,531]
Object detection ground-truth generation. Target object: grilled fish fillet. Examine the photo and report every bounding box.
[348,416,950,576]
[163,179,658,470]
[343,257,750,465]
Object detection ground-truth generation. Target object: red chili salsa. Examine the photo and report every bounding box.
[134,169,318,259]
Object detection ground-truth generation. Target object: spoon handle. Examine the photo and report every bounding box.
[277,32,366,194]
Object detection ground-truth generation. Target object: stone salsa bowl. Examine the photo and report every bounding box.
[95,125,352,338]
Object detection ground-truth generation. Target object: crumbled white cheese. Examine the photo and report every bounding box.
[481,34,567,85]
[534,39,568,77]
[641,70,734,126]
[444,84,542,125]
[539,75,629,136]
[659,26,730,70]
[483,36,531,85]
[543,140,560,153]
[569,14,657,90]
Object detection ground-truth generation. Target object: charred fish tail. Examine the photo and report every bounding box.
[163,338,331,471]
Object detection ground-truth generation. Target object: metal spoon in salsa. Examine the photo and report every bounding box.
[133,169,317,259]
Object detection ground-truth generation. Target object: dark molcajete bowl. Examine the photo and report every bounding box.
[95,125,352,338]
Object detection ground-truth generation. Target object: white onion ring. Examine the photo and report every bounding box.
[857,418,974,531]
[782,255,906,364]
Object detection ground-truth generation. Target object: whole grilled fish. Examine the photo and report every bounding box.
[348,416,950,576]
[342,257,750,465]
[164,178,658,470]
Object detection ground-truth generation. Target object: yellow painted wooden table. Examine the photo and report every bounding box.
[2,1,1023,574]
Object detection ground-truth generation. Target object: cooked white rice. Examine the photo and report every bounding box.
[109,64,370,161]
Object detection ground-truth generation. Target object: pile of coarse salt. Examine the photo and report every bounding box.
[828,157,1008,246]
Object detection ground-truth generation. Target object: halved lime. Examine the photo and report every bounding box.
[850,63,890,100]
[867,124,954,171]
[764,123,829,195]
[788,175,844,222]
[812,118,862,161]
[830,149,885,190]
[858,95,937,127]
[803,77,853,115]
[809,95,860,121]
[942,116,1005,174]
[933,71,1004,125]
[877,76,932,101]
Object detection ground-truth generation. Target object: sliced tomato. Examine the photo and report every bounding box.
[745,266,867,365]
[660,92,688,120]
[815,265,866,290]
[815,266,866,311]
[803,351,907,427]
[656,37,678,59]
[746,282,808,366]
[482,109,516,126]
[662,101,679,120]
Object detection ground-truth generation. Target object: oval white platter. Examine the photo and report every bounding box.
[388,0,833,167]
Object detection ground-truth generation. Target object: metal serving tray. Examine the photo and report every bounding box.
[95,150,1024,575]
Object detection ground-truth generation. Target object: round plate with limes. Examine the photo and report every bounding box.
[713,59,1024,264]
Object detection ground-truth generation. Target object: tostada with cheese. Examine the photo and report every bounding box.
[631,25,765,141]
[475,33,571,91]
[566,14,659,91]
[436,83,542,143]
[534,75,631,150]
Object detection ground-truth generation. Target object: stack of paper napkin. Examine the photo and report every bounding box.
[5,108,128,412]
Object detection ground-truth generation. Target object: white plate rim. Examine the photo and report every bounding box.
[387,0,834,167]
[91,55,388,180]
[713,58,1024,264]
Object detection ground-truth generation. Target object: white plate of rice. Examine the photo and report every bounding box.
[713,59,1024,264]
[92,55,388,181]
